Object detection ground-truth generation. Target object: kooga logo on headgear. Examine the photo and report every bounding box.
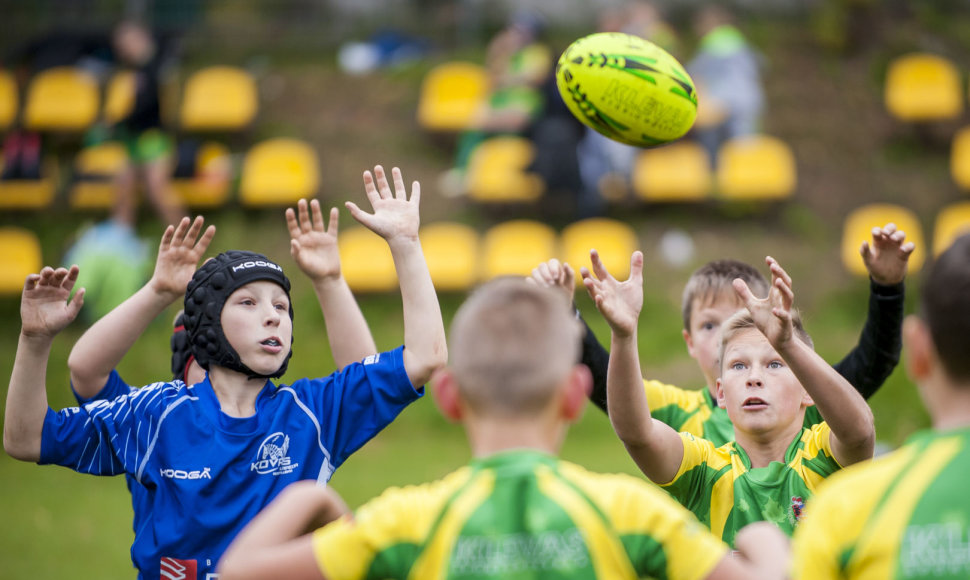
[232,260,282,273]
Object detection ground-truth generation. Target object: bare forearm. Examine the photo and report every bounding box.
[607,332,655,446]
[780,339,874,446]
[67,283,176,395]
[390,238,447,386]
[4,333,54,461]
[311,277,376,369]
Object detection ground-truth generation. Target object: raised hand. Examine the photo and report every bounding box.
[149,216,216,299]
[286,198,341,282]
[528,258,576,308]
[21,266,85,339]
[582,250,643,338]
[345,165,420,243]
[860,222,914,286]
[734,256,795,348]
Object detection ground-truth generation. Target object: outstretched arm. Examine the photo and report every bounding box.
[736,257,875,467]
[67,217,214,397]
[218,481,349,580]
[583,249,684,484]
[345,165,447,387]
[529,258,612,412]
[287,198,376,369]
[833,223,912,398]
[4,267,86,461]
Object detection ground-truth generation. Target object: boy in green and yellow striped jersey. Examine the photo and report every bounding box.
[791,233,970,580]
[584,251,875,546]
[218,278,791,580]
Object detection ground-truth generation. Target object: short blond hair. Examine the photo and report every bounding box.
[449,278,582,417]
[681,260,769,330]
[717,309,814,372]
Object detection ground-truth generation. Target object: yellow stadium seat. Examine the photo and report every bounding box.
[420,222,480,291]
[933,201,970,256]
[561,218,639,285]
[416,61,489,132]
[466,136,544,203]
[103,70,136,124]
[884,53,963,122]
[0,227,42,295]
[950,126,970,191]
[0,155,59,209]
[716,135,796,201]
[842,203,926,276]
[339,226,397,293]
[68,142,129,209]
[0,69,18,131]
[23,66,100,131]
[481,220,558,280]
[632,141,712,202]
[179,66,258,131]
[239,138,319,207]
[171,141,233,208]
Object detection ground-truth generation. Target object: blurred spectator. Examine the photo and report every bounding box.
[443,9,552,193]
[686,5,765,167]
[108,20,186,226]
[1,28,113,180]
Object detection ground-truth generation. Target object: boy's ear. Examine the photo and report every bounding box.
[715,378,726,408]
[903,315,933,381]
[801,390,815,408]
[682,329,696,358]
[561,364,593,421]
[430,368,463,423]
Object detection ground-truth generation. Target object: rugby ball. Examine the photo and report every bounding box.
[556,32,698,148]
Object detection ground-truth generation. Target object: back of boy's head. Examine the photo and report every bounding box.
[681,260,769,330]
[717,308,814,371]
[183,250,294,379]
[920,233,970,382]
[449,278,582,417]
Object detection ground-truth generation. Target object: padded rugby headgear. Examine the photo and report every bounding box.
[170,311,193,382]
[183,250,294,379]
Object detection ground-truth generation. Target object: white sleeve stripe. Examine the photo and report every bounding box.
[278,387,332,464]
[135,394,196,483]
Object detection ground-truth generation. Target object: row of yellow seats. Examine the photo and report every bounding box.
[884,52,970,123]
[841,201,970,276]
[0,137,319,211]
[341,217,639,293]
[0,65,257,133]
[462,135,797,204]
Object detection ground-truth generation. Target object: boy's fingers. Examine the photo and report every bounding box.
[901,241,915,255]
[285,207,301,238]
[68,287,85,315]
[327,207,339,235]
[392,167,406,199]
[410,180,421,206]
[23,273,40,291]
[630,250,644,285]
[184,216,205,244]
[733,278,755,306]
[859,240,871,259]
[362,170,381,205]
[374,165,391,198]
[589,250,610,281]
[159,224,176,250]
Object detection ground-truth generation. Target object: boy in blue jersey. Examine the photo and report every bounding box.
[584,250,875,545]
[3,165,448,580]
[217,278,791,580]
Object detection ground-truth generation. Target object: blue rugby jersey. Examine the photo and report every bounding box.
[43,347,420,580]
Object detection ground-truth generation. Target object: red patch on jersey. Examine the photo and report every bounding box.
[160,557,197,580]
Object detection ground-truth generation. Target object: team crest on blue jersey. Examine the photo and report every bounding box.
[251,432,298,475]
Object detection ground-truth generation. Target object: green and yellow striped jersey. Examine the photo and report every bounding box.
[792,427,970,579]
[312,450,728,579]
[644,379,825,447]
[662,422,842,546]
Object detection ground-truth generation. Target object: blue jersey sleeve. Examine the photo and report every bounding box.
[40,381,188,479]
[290,346,422,470]
[71,369,138,405]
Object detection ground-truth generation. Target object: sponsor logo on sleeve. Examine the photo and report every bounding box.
[363,353,380,365]
[160,557,197,580]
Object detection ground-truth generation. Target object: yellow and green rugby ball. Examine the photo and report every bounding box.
[556,32,698,148]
